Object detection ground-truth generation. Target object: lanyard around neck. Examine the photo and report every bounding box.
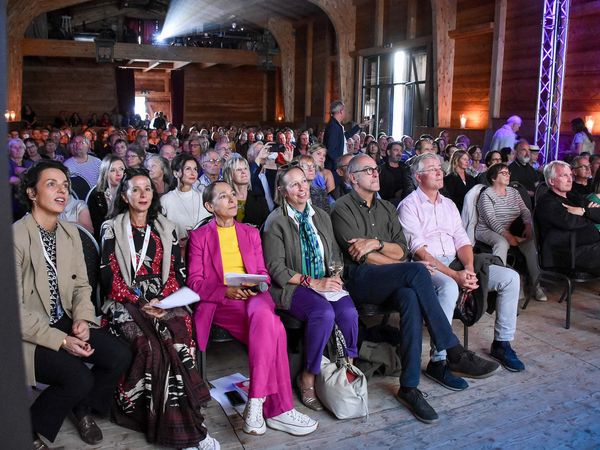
[127,218,151,279]
[39,233,58,276]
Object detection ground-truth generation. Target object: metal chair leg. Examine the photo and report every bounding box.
[565,278,573,329]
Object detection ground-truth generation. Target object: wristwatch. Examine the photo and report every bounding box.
[377,239,384,251]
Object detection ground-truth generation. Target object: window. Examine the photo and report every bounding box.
[361,48,428,139]
[134,96,147,117]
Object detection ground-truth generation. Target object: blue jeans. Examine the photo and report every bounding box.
[346,262,459,387]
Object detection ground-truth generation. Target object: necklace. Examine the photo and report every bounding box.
[175,188,200,225]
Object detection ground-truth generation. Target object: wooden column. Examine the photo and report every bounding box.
[407,0,418,39]
[305,21,314,119]
[7,0,89,120]
[431,0,457,128]
[310,0,357,120]
[268,18,295,123]
[489,0,507,123]
[262,72,268,122]
[375,0,385,47]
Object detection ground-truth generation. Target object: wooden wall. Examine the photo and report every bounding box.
[183,64,265,124]
[498,0,543,141]
[294,24,308,123]
[561,0,600,144]
[450,0,495,130]
[22,58,118,126]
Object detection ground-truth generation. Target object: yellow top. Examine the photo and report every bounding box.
[217,225,246,283]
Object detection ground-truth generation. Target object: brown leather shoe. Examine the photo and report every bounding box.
[75,415,103,445]
[32,439,49,450]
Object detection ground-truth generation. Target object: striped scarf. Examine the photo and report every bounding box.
[292,204,325,279]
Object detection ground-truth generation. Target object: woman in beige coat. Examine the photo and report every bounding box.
[13,161,131,450]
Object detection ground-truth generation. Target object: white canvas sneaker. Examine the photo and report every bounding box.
[266,408,318,436]
[243,397,266,435]
[183,432,220,450]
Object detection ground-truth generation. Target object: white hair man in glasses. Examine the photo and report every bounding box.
[331,154,498,424]
[398,153,524,383]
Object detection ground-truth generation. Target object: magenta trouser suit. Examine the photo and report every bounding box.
[187,220,293,418]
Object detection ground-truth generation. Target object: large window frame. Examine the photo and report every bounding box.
[359,45,431,139]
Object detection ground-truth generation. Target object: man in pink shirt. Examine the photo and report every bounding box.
[398,154,524,385]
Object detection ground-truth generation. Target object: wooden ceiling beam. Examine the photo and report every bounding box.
[21,38,274,67]
[143,60,161,72]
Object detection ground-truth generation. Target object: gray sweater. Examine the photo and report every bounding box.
[262,205,343,309]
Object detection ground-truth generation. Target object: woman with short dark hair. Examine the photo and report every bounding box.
[100,168,218,449]
[14,160,131,449]
[475,163,546,301]
[187,181,318,438]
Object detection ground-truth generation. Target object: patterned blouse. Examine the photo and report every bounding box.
[38,225,65,324]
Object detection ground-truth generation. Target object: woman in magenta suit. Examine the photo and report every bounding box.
[187,181,317,438]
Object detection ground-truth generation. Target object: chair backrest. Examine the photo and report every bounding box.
[71,175,92,202]
[534,182,549,205]
[76,224,102,315]
[509,180,533,211]
[84,184,97,205]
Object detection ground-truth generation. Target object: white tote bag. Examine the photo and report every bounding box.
[315,326,369,419]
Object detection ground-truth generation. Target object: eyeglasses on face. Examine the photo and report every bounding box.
[417,167,443,175]
[300,163,316,170]
[497,170,510,176]
[204,158,222,165]
[352,166,381,176]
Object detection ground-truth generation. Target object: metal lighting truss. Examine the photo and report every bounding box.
[534,0,571,162]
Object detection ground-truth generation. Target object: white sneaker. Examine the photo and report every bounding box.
[266,408,318,436]
[535,284,548,302]
[197,433,220,450]
[243,397,266,435]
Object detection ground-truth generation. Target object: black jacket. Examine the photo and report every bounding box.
[443,172,477,213]
[323,117,360,171]
[379,162,414,204]
[534,190,600,271]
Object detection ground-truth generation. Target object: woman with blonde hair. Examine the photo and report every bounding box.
[307,143,335,195]
[443,149,477,212]
[87,155,125,241]
[222,156,270,228]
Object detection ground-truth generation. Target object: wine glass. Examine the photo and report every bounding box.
[328,260,344,279]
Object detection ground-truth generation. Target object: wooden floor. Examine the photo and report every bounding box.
[47,280,600,449]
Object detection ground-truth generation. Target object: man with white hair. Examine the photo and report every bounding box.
[534,161,600,274]
[399,153,524,377]
[63,135,101,188]
[490,115,522,151]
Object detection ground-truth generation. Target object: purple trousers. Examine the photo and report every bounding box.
[288,286,359,374]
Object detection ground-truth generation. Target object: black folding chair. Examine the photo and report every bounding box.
[70,175,92,201]
[76,224,102,316]
[523,213,600,329]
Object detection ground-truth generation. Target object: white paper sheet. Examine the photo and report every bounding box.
[154,287,200,309]
[209,372,248,416]
[313,288,349,302]
[225,273,269,286]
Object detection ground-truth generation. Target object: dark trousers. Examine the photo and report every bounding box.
[346,262,459,387]
[31,316,132,442]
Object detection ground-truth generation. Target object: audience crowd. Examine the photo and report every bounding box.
[10,104,600,450]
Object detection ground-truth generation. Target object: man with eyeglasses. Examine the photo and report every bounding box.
[535,161,600,275]
[331,154,498,424]
[197,150,223,188]
[570,155,593,198]
[399,154,524,384]
[379,141,414,205]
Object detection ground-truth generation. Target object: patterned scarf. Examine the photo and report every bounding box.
[292,204,325,279]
